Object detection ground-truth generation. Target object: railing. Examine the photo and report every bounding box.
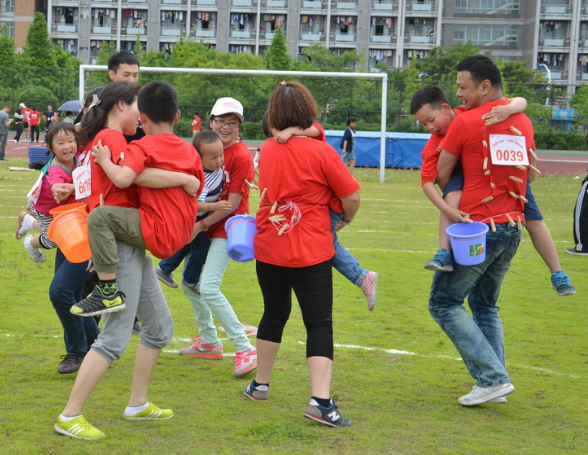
[334,33,356,42]
[265,0,286,6]
[334,1,357,9]
[372,0,394,11]
[231,30,255,38]
[193,29,217,38]
[232,0,255,6]
[123,27,147,35]
[407,34,433,43]
[162,0,187,4]
[302,0,324,9]
[161,27,184,36]
[300,32,324,41]
[53,24,78,33]
[406,1,434,12]
[542,4,571,14]
[371,33,394,43]
[192,0,217,5]
[92,26,116,34]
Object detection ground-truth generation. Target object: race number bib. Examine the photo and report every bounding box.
[73,164,91,200]
[489,134,529,166]
[27,173,43,205]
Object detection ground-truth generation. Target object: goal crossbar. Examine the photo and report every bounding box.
[80,65,389,182]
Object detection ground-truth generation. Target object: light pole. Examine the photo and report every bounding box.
[538,63,551,107]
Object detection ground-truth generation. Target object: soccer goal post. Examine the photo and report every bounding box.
[80,65,389,182]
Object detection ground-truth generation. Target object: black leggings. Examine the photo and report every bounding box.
[256,259,334,360]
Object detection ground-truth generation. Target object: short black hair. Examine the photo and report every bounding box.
[410,85,451,115]
[65,111,72,116]
[108,50,140,72]
[45,121,76,152]
[194,112,199,116]
[346,117,357,126]
[4,103,12,109]
[138,81,178,124]
[455,54,502,89]
[193,130,221,156]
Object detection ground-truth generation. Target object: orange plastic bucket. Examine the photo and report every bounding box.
[49,202,88,218]
[48,205,91,263]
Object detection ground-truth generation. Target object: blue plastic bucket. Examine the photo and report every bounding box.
[446,222,489,266]
[225,215,257,262]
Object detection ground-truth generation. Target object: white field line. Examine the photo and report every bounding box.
[2,333,582,380]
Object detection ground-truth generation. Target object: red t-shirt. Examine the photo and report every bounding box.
[420,105,465,186]
[255,137,360,267]
[29,110,41,126]
[192,117,201,132]
[87,129,138,211]
[22,108,32,123]
[125,134,204,259]
[207,141,254,239]
[440,100,535,224]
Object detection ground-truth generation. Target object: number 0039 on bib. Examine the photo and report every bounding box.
[489,134,529,166]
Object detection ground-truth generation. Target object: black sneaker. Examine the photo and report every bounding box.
[70,285,126,317]
[57,354,83,374]
[304,396,351,428]
[244,381,269,401]
[132,319,143,335]
[565,247,588,256]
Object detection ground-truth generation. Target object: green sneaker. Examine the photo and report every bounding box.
[123,402,174,421]
[71,285,126,317]
[54,415,106,440]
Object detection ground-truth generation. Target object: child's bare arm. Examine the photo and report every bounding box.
[51,183,75,203]
[92,141,137,188]
[136,168,201,197]
[422,181,469,223]
[482,97,527,125]
[436,150,458,190]
[273,125,321,143]
[198,200,233,213]
[188,193,242,242]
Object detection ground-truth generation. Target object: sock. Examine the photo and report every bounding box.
[252,380,269,388]
[124,402,149,416]
[60,414,82,421]
[98,279,118,295]
[312,396,331,408]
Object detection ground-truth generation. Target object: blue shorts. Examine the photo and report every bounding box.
[442,167,464,197]
[343,150,356,161]
[523,181,543,220]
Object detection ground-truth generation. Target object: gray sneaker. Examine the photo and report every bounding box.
[304,397,351,428]
[23,235,46,264]
[182,279,200,295]
[458,382,515,406]
[155,266,178,288]
[244,381,269,401]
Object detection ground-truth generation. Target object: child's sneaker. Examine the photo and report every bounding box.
[360,271,378,311]
[424,248,454,272]
[234,348,257,378]
[180,337,224,359]
[304,396,351,428]
[551,271,576,296]
[181,279,200,295]
[70,285,126,317]
[155,266,178,288]
[244,380,269,401]
[123,402,174,421]
[23,235,46,264]
[15,211,34,239]
[54,415,106,440]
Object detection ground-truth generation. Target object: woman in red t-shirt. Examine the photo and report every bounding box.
[243,82,360,428]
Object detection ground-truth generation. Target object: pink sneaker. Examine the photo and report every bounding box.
[180,337,223,359]
[360,271,378,311]
[233,348,257,378]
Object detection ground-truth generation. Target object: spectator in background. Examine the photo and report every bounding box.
[340,116,358,174]
[192,112,201,137]
[0,103,13,161]
[44,104,59,131]
[567,166,588,255]
[63,112,74,124]
[13,103,24,143]
[29,106,41,142]
[22,104,32,141]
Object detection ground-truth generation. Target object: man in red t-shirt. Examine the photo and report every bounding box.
[192,112,201,137]
[28,107,41,142]
[429,55,537,407]
[21,106,32,141]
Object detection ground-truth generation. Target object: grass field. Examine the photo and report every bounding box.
[0,159,586,455]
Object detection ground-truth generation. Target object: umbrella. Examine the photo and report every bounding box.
[58,100,82,112]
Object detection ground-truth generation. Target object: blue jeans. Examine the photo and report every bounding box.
[330,210,367,286]
[49,249,99,357]
[428,223,521,387]
[158,231,210,284]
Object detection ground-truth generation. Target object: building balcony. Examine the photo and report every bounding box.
[541,4,571,15]
[302,1,324,9]
[193,29,217,39]
[232,0,255,6]
[192,0,217,6]
[372,0,394,11]
[539,38,569,47]
[407,34,433,44]
[53,24,78,33]
[333,1,357,10]
[123,27,147,36]
[162,0,187,4]
[92,26,116,35]
[123,0,148,4]
[231,30,256,39]
[334,33,355,42]
[265,0,286,7]
[300,32,324,41]
[577,72,588,81]
[371,34,394,43]
[161,27,184,37]
[406,1,434,12]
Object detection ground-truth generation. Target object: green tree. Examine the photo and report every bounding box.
[22,12,57,69]
[412,42,482,87]
[0,25,16,67]
[571,85,588,129]
[264,27,291,70]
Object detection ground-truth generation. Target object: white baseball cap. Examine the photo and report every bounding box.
[19,103,26,108]
[211,97,244,122]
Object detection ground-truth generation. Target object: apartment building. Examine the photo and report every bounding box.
[2,0,588,104]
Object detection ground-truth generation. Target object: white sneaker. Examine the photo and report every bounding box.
[360,271,378,311]
[489,397,508,404]
[23,235,46,264]
[15,212,34,239]
[458,382,515,406]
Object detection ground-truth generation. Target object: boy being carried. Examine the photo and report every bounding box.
[411,85,575,296]
[155,130,232,293]
[71,81,205,317]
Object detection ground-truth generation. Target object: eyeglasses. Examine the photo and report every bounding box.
[213,118,240,130]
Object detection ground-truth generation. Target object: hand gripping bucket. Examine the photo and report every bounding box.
[225,215,257,262]
[47,202,92,263]
[446,221,489,266]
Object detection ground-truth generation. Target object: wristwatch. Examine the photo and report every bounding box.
[199,219,208,231]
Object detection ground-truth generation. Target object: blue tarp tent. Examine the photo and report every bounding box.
[325,130,430,169]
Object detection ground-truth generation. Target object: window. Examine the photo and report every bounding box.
[455,0,519,14]
[453,24,518,46]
